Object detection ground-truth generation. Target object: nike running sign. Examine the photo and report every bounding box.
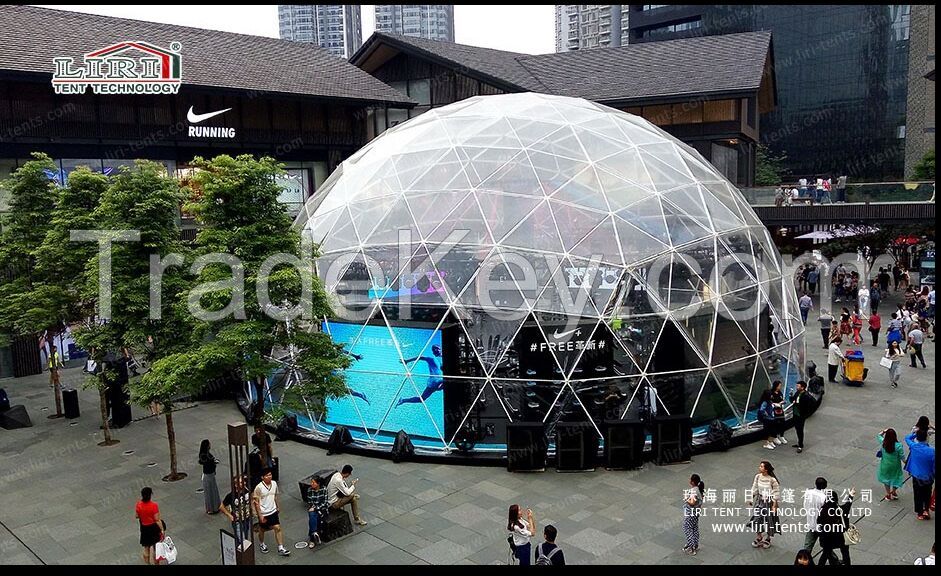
[187,106,231,123]
[186,106,236,139]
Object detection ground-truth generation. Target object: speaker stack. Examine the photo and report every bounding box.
[506,422,547,472]
[555,422,599,472]
[652,415,692,465]
[603,420,646,470]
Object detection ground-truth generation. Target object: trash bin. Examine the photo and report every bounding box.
[63,388,80,419]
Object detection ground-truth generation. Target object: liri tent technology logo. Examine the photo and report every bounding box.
[52,41,182,95]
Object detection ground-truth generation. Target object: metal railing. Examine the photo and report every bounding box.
[739,181,936,206]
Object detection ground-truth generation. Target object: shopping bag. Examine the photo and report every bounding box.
[155,534,178,564]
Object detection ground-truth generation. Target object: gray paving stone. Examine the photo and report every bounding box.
[0,288,934,565]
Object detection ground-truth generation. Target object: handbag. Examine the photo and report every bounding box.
[844,523,860,545]
[879,356,893,369]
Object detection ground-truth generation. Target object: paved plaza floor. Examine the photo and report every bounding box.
[0,291,935,565]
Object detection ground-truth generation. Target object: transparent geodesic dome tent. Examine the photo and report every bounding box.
[293,92,805,454]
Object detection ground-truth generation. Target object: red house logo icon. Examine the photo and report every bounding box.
[52,41,182,95]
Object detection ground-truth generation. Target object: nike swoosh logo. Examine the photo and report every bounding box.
[187,106,231,123]
[551,328,580,340]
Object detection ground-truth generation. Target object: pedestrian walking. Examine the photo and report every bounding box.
[905,429,935,520]
[746,461,780,549]
[794,549,815,566]
[818,488,855,565]
[535,525,565,565]
[869,311,882,347]
[801,477,828,552]
[198,439,221,514]
[799,292,813,325]
[682,474,704,555]
[870,281,882,314]
[827,338,845,383]
[851,307,863,345]
[877,428,905,501]
[887,312,904,345]
[885,341,904,388]
[789,381,813,453]
[907,323,927,369]
[808,267,819,295]
[220,476,253,551]
[136,487,163,565]
[253,468,291,556]
[818,310,834,349]
[839,307,851,337]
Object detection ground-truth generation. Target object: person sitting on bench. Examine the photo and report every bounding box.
[327,465,367,526]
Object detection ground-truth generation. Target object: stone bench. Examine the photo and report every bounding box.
[320,508,353,543]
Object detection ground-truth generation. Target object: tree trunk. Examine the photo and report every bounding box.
[252,375,266,424]
[98,383,118,446]
[49,368,64,418]
[162,407,187,482]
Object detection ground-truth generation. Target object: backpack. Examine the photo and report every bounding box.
[758,401,774,422]
[535,543,561,565]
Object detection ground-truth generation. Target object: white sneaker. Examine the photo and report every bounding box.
[779,436,788,445]
[773,437,783,445]
[764,442,775,450]
[278,547,291,556]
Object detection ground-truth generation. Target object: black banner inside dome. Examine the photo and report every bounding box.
[515,321,613,380]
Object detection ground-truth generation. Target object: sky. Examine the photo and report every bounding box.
[36,5,556,54]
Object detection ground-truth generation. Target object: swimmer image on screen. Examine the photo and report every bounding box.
[344,351,370,405]
[396,344,444,408]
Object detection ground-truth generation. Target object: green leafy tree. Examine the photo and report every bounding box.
[912,148,935,180]
[755,144,789,186]
[0,153,63,414]
[165,154,348,429]
[74,161,188,455]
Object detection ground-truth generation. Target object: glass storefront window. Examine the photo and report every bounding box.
[276,168,310,218]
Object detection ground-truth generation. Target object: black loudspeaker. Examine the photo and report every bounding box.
[276,414,297,440]
[327,425,353,455]
[111,393,132,428]
[0,388,9,412]
[391,430,414,463]
[506,422,547,472]
[63,388,80,419]
[555,422,598,472]
[0,405,33,429]
[603,420,646,470]
[652,415,692,465]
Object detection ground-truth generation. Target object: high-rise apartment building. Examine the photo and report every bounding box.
[557,5,915,180]
[374,5,455,42]
[278,5,362,59]
[555,5,629,52]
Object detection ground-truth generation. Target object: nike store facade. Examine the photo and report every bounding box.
[0,5,413,378]
[0,5,414,219]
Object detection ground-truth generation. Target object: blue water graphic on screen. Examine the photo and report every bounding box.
[323,321,444,440]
